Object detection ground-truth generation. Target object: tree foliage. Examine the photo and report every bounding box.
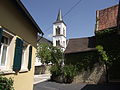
[36,43,63,65]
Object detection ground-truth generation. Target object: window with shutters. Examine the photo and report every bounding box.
[0,30,13,70]
[0,36,9,67]
[20,42,29,71]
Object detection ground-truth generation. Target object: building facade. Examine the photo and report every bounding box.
[0,0,43,90]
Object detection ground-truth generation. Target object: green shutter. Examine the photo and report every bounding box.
[13,38,23,71]
[0,28,3,44]
[28,46,32,71]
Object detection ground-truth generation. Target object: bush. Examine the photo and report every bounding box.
[0,76,14,90]
[50,65,77,83]
[50,65,62,76]
[62,65,77,83]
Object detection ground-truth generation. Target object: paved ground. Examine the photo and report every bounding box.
[34,74,120,90]
[34,81,120,90]
[34,81,86,90]
[34,74,51,84]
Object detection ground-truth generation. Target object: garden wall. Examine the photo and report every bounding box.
[65,51,106,84]
[73,63,106,84]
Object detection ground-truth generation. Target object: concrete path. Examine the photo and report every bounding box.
[34,74,51,84]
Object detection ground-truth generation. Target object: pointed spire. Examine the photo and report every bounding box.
[56,9,63,22]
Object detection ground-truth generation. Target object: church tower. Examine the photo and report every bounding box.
[53,10,66,51]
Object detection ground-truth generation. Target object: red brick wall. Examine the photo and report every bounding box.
[97,5,118,31]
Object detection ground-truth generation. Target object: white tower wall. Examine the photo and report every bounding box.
[53,10,66,51]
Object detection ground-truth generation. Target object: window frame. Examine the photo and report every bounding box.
[56,26,60,35]
[56,40,60,47]
[20,42,29,71]
[0,28,15,72]
[0,35,10,70]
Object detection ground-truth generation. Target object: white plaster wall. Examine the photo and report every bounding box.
[61,23,66,37]
[53,22,66,50]
[53,23,62,36]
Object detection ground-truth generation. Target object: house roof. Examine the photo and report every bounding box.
[64,36,96,54]
[14,0,44,35]
[96,4,119,31]
[37,36,52,45]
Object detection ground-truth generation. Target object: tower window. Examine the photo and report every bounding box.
[63,41,65,47]
[56,26,60,35]
[56,40,60,46]
[63,28,65,35]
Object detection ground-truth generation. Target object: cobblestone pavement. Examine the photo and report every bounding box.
[34,81,120,90]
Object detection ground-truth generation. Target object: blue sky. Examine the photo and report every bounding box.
[21,0,118,40]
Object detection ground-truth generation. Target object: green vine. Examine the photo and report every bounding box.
[96,45,108,62]
[65,27,120,80]
[96,27,120,79]
[95,27,117,36]
[65,51,101,71]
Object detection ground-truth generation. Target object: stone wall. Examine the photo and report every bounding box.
[73,63,106,84]
[34,65,51,75]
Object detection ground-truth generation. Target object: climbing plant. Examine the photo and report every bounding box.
[96,45,109,83]
[95,27,120,80]
[96,45,108,63]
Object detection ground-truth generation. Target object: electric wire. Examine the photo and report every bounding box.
[45,0,83,32]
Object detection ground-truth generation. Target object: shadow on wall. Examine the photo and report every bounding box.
[81,83,120,90]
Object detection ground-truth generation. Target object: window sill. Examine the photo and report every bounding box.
[0,68,29,75]
[0,69,15,75]
[19,68,28,73]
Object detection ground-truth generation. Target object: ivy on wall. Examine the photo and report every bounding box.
[95,27,117,36]
[65,51,102,72]
[95,27,120,79]
[65,26,120,80]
